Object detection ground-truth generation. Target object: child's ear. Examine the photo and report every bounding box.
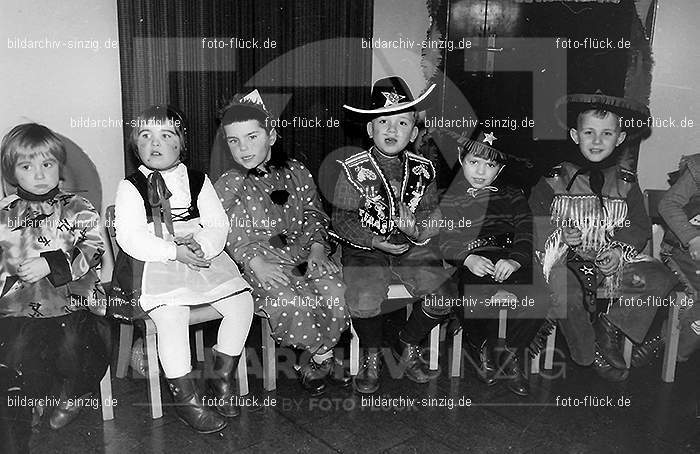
[366,122,374,138]
[268,128,278,147]
[616,131,627,146]
[569,128,580,144]
[409,126,419,143]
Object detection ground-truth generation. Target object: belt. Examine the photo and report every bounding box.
[464,233,513,254]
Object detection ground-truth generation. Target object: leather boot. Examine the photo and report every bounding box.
[467,339,497,386]
[316,357,352,387]
[168,376,227,433]
[296,360,327,396]
[49,392,92,430]
[392,340,440,384]
[631,335,663,368]
[591,350,629,382]
[594,314,627,369]
[497,347,529,397]
[207,350,240,418]
[352,349,382,394]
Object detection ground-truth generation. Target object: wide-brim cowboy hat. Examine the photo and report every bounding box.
[343,75,435,116]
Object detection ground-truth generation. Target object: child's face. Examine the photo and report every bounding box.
[14,148,60,195]
[461,153,502,189]
[367,112,418,156]
[136,121,182,170]
[569,111,626,163]
[224,120,276,169]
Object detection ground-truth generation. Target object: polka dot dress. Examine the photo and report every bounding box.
[215,160,350,352]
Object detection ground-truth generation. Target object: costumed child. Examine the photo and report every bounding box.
[0,123,110,430]
[528,93,677,381]
[111,106,254,434]
[332,76,455,394]
[439,129,551,397]
[658,154,700,361]
[212,90,351,397]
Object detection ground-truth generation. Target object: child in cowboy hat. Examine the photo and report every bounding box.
[439,127,551,397]
[528,92,677,381]
[332,76,455,394]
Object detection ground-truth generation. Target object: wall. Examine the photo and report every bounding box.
[371,0,432,97]
[0,0,124,208]
[637,0,700,190]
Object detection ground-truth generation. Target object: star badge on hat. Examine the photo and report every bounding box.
[482,132,497,146]
[382,89,406,108]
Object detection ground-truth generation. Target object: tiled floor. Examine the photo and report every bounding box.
[24,327,700,454]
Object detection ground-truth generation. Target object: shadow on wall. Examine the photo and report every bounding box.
[2,133,103,212]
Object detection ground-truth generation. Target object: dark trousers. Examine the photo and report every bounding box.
[0,311,111,400]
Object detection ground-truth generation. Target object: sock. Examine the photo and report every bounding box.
[400,307,442,344]
[312,350,333,365]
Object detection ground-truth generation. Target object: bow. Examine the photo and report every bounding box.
[147,171,174,238]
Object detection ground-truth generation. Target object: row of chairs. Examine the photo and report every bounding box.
[97,189,688,420]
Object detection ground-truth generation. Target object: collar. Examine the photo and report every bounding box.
[371,146,405,162]
[16,186,60,202]
[139,162,185,178]
[248,162,271,178]
[466,186,498,198]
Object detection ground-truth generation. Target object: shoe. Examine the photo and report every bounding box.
[392,340,440,384]
[168,376,227,434]
[316,357,352,387]
[497,347,529,397]
[353,350,382,394]
[49,392,91,430]
[591,350,629,382]
[594,314,627,369]
[206,350,240,418]
[296,360,327,396]
[631,335,663,368]
[468,340,497,386]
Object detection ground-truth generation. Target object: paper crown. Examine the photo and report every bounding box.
[221,89,275,120]
[343,76,435,116]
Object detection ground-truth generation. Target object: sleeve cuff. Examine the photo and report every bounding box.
[40,250,72,287]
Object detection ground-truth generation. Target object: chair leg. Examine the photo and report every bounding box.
[623,338,633,369]
[144,320,163,419]
[100,365,114,421]
[662,292,683,382]
[544,325,556,370]
[350,324,360,376]
[195,329,205,363]
[261,318,276,391]
[429,324,440,371]
[450,328,463,377]
[498,309,507,339]
[116,323,134,379]
[531,352,541,374]
[237,347,249,396]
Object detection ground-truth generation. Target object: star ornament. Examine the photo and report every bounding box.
[382,90,406,107]
[482,132,497,146]
[580,265,594,275]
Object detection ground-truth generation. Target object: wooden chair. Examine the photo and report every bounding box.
[104,206,252,419]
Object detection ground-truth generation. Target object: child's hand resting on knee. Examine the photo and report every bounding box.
[249,256,290,289]
[689,236,700,261]
[493,259,521,283]
[17,257,50,283]
[463,254,495,277]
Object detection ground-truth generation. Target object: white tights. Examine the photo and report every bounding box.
[148,292,254,378]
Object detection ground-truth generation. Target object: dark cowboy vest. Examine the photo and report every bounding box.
[337,148,435,249]
[108,169,205,320]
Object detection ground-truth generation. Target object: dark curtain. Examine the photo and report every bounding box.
[117,0,374,181]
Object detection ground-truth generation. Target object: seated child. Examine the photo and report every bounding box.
[111,106,254,433]
[213,90,351,397]
[529,93,677,381]
[333,76,455,394]
[658,154,700,360]
[0,123,110,430]
[439,129,550,397]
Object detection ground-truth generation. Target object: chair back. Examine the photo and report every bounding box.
[105,205,120,258]
[643,189,668,259]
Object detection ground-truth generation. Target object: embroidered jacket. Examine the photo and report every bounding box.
[332,147,437,250]
[659,154,700,248]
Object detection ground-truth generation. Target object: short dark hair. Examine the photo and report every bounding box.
[576,108,622,132]
[459,146,507,166]
[1,123,66,186]
[128,105,188,163]
[220,104,288,169]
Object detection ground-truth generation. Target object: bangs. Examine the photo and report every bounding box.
[460,145,507,165]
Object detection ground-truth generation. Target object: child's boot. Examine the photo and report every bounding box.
[593,313,627,369]
[207,349,240,418]
[353,349,382,394]
[168,376,226,433]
